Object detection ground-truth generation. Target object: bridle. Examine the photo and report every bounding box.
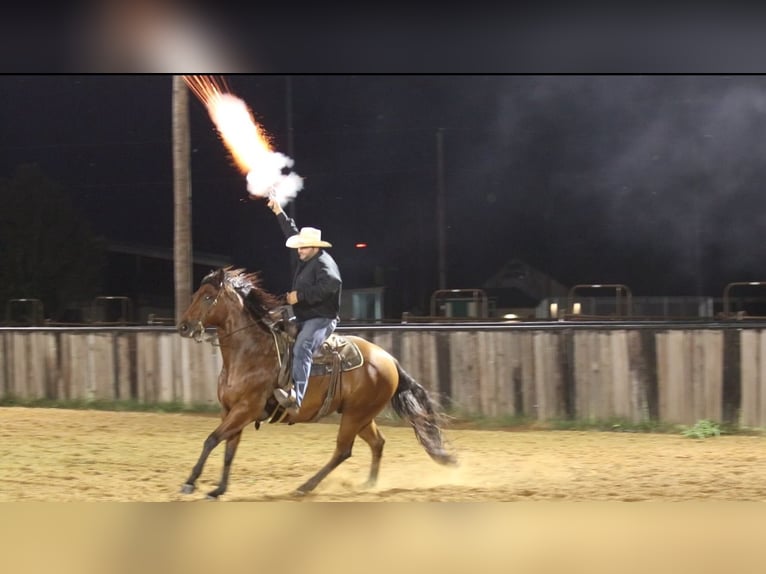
[192,283,225,343]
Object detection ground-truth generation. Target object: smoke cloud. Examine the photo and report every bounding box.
[470,76,766,293]
[245,154,304,207]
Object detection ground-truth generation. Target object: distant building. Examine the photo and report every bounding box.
[482,258,569,319]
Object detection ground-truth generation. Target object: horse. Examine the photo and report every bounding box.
[176,266,457,499]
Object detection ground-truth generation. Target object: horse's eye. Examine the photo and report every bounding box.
[204,294,212,301]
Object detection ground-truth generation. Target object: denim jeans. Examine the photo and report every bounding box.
[292,317,337,406]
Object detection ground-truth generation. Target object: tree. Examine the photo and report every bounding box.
[0,164,106,321]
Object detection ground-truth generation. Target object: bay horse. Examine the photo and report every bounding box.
[176,267,457,499]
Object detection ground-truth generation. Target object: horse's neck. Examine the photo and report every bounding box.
[217,312,275,359]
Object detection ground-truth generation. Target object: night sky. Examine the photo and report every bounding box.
[4,75,766,312]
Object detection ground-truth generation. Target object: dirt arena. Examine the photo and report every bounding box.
[1,406,765,501]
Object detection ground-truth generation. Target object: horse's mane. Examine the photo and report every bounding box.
[202,267,281,321]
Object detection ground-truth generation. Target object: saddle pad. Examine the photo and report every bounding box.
[310,334,364,374]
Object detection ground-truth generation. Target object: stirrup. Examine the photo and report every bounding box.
[274,387,299,414]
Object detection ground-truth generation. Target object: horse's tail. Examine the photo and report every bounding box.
[390,361,457,466]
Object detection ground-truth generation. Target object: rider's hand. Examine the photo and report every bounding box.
[286,291,298,305]
[267,198,283,216]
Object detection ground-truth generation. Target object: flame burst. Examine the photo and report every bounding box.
[182,75,303,206]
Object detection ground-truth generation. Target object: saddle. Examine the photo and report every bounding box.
[263,306,364,423]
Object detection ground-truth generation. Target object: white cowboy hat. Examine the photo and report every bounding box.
[285,227,332,249]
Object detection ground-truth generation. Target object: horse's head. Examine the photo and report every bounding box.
[177,267,281,341]
[177,268,229,341]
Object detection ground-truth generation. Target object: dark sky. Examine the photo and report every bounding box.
[3,75,766,308]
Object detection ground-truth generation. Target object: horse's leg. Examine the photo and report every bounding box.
[205,430,242,499]
[181,429,220,495]
[180,406,252,498]
[294,415,364,495]
[357,420,386,488]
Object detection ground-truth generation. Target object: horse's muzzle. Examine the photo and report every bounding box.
[177,321,194,338]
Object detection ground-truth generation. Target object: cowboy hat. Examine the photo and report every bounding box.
[285,227,332,248]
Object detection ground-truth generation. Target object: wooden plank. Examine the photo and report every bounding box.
[486,330,502,417]
[587,331,603,419]
[136,332,156,403]
[552,332,565,419]
[456,331,481,415]
[400,331,416,387]
[505,331,522,417]
[90,333,111,400]
[158,333,174,403]
[374,331,392,356]
[519,332,536,418]
[421,331,436,396]
[662,331,691,424]
[179,335,192,404]
[427,332,440,399]
[586,332,599,419]
[59,334,72,400]
[69,333,87,400]
[465,331,480,414]
[548,331,561,419]
[679,331,694,424]
[759,332,766,428]
[656,332,669,423]
[494,331,513,417]
[10,333,26,398]
[572,331,590,420]
[115,333,132,401]
[414,332,439,398]
[69,334,90,400]
[626,330,649,423]
[0,333,8,397]
[701,330,723,422]
[740,330,759,427]
[83,333,95,399]
[450,332,465,414]
[28,332,46,398]
[452,331,472,415]
[594,332,611,420]
[610,330,631,419]
[590,331,604,419]
[689,331,704,421]
[537,332,552,420]
[42,331,60,399]
[476,330,491,416]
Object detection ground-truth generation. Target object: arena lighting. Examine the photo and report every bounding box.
[355,243,368,248]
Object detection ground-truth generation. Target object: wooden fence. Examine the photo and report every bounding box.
[1,322,765,428]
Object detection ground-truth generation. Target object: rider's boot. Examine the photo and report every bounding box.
[274,386,300,416]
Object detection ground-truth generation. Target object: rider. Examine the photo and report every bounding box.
[267,198,342,416]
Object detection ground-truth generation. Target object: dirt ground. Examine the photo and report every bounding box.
[1,406,765,501]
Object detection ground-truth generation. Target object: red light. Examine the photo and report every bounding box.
[355,242,368,249]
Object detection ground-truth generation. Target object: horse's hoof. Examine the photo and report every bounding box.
[180,483,195,494]
[205,493,221,501]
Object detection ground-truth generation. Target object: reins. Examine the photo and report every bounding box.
[209,321,264,347]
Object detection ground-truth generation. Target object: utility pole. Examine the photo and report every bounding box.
[172,75,192,323]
